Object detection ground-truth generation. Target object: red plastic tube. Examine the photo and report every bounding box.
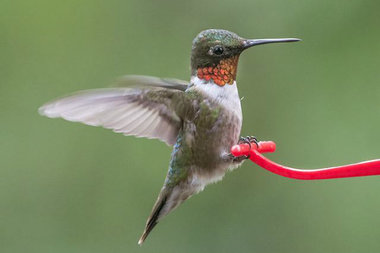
[231,141,380,180]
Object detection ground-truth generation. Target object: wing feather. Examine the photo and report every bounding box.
[116,75,188,91]
[39,87,186,146]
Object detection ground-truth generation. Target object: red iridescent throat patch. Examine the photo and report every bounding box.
[197,56,239,86]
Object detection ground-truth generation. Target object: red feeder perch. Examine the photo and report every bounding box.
[231,141,380,180]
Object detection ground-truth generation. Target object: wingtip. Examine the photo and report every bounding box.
[38,103,59,118]
[38,105,46,116]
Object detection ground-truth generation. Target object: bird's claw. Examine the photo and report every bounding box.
[236,136,260,160]
[238,136,259,149]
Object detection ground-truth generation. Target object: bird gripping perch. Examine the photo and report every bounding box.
[231,141,380,180]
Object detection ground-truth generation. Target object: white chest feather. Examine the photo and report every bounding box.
[190,76,242,121]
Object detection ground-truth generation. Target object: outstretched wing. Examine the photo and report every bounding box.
[39,86,186,146]
[115,75,188,91]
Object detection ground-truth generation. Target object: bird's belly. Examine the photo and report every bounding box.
[185,109,242,175]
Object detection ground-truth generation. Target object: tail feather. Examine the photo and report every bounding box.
[138,194,168,245]
[138,181,198,245]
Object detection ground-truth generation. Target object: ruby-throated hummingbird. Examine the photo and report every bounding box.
[39,29,300,244]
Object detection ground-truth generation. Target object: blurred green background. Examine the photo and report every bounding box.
[1,0,380,252]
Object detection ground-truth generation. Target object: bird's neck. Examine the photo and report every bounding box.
[192,56,239,86]
[189,55,242,113]
[190,76,242,119]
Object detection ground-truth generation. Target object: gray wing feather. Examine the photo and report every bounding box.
[39,87,184,146]
[116,75,188,91]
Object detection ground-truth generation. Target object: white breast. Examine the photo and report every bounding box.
[190,76,242,121]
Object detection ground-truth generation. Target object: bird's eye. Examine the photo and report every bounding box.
[213,46,224,55]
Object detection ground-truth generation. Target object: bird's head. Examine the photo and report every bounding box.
[191,29,300,86]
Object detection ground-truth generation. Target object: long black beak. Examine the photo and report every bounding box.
[243,38,301,49]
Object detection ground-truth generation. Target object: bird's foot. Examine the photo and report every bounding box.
[231,136,259,160]
[226,136,259,162]
[238,136,259,150]
[225,153,249,163]
[233,154,250,162]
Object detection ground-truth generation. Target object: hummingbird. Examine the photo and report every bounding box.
[39,29,300,244]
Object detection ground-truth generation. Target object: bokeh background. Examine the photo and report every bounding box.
[1,0,380,252]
